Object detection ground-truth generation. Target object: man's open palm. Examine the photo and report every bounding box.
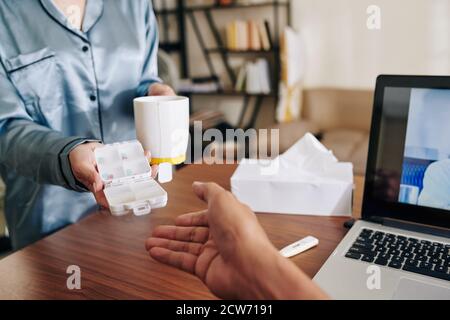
[146,211,247,300]
[146,182,328,300]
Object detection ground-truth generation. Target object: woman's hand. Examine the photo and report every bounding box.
[146,182,329,300]
[148,83,175,96]
[69,143,157,208]
[145,150,159,180]
[69,142,107,207]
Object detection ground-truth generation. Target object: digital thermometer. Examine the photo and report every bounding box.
[280,236,319,258]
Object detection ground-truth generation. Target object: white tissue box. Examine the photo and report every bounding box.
[231,134,354,216]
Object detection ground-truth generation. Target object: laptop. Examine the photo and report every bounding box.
[314,75,450,300]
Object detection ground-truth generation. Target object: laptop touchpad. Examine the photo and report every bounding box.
[393,278,450,300]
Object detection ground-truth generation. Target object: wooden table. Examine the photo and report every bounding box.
[0,165,364,300]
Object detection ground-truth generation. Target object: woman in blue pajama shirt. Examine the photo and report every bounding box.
[0,0,174,249]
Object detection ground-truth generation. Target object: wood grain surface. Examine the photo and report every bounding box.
[0,164,365,300]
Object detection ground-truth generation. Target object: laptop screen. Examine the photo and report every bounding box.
[363,76,450,231]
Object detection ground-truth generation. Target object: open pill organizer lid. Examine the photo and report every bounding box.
[95,141,168,216]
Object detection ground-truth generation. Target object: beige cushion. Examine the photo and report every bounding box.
[321,129,369,175]
[352,138,369,175]
[269,120,320,154]
[302,89,374,132]
[321,129,367,160]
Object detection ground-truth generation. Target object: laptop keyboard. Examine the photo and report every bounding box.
[345,229,450,282]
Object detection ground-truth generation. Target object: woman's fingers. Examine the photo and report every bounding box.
[151,165,159,179]
[148,83,176,96]
[70,142,104,193]
[145,150,159,178]
[175,211,209,227]
[152,225,210,244]
[76,163,104,193]
[149,247,197,274]
[94,191,109,209]
[145,237,203,256]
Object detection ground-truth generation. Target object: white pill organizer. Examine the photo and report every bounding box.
[94,141,168,216]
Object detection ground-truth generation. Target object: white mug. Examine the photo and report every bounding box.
[134,96,190,167]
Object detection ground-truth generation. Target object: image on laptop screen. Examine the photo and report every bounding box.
[398,89,450,210]
[372,87,450,212]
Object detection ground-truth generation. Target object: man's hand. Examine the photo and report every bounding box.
[148,83,175,96]
[146,182,329,300]
[69,142,157,208]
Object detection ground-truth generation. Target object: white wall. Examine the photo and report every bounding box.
[291,0,450,89]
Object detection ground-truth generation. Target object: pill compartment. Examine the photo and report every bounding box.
[96,148,122,179]
[122,158,151,177]
[95,141,168,216]
[104,185,136,211]
[131,180,167,203]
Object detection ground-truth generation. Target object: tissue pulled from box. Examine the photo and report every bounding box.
[231,133,354,216]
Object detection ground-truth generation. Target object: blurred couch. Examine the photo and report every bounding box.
[268,88,374,175]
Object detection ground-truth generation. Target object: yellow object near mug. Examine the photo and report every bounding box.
[150,155,187,166]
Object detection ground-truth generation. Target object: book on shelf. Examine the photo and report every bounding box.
[217,0,233,6]
[248,20,261,51]
[177,77,222,94]
[235,65,247,92]
[226,19,273,51]
[257,21,271,51]
[234,0,287,6]
[153,0,178,12]
[264,21,273,49]
[235,58,271,95]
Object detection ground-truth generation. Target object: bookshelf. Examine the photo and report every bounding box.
[185,1,289,12]
[154,0,189,78]
[206,47,279,54]
[156,0,291,130]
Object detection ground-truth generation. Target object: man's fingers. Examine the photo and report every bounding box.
[192,182,226,203]
[152,225,210,244]
[175,211,208,227]
[145,238,203,256]
[149,247,197,274]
